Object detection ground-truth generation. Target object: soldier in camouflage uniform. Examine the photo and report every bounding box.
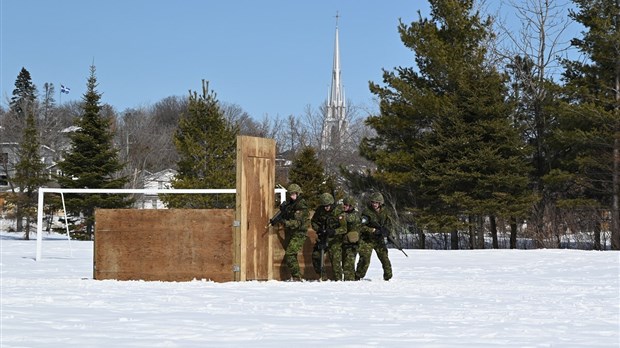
[355,192,393,281]
[281,183,310,281]
[341,196,361,281]
[311,193,346,281]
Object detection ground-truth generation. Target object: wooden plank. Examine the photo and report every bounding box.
[95,209,234,282]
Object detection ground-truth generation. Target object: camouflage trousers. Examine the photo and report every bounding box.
[284,232,307,279]
[312,239,343,281]
[355,237,392,281]
[342,243,358,281]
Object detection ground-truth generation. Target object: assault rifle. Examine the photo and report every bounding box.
[266,202,287,228]
[362,216,409,257]
[316,229,330,280]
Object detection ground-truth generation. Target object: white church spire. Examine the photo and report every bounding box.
[321,12,347,150]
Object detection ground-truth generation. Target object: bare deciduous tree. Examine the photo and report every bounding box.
[490,0,575,247]
[300,101,374,178]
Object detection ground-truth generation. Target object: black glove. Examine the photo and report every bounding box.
[374,227,389,238]
[279,202,287,212]
[381,227,390,238]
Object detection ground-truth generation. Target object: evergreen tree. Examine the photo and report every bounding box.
[288,146,334,208]
[11,110,48,240]
[10,67,37,122]
[361,0,535,247]
[7,67,39,232]
[554,0,620,249]
[162,80,238,209]
[56,65,129,239]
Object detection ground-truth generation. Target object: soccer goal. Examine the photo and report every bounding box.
[35,187,286,261]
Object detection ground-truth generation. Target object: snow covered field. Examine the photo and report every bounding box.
[1,232,618,347]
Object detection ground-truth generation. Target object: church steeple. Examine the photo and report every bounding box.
[321,12,347,150]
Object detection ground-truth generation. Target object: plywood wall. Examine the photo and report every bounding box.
[94,209,234,282]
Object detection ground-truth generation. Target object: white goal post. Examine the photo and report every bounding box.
[36,187,287,261]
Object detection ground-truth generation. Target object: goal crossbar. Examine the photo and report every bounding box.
[36,187,286,261]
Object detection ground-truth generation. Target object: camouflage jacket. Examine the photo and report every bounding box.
[360,205,392,240]
[342,207,362,244]
[282,197,310,234]
[311,204,346,240]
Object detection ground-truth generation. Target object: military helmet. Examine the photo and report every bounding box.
[319,193,335,205]
[369,192,384,204]
[287,183,302,194]
[342,196,356,206]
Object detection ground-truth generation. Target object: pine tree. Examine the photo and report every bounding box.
[288,146,334,208]
[361,0,535,247]
[162,80,238,209]
[7,67,39,232]
[56,65,129,239]
[554,0,620,249]
[11,110,48,239]
[10,67,37,122]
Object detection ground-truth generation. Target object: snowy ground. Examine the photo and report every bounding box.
[1,231,619,348]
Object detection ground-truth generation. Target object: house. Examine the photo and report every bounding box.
[135,168,177,209]
[0,142,58,190]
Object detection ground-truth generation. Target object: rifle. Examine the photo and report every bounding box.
[317,231,329,280]
[266,202,287,228]
[362,216,409,257]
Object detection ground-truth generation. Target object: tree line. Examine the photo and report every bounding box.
[346,0,618,250]
[0,0,617,250]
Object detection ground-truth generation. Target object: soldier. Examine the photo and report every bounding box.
[341,196,361,281]
[311,193,346,281]
[280,183,310,281]
[355,192,393,281]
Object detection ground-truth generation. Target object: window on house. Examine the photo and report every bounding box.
[0,153,7,165]
[0,175,7,186]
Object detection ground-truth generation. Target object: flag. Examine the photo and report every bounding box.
[61,84,70,94]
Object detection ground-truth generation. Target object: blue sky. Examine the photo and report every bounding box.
[1,0,426,119]
[1,1,579,120]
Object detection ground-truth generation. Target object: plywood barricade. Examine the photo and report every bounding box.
[94,209,234,282]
